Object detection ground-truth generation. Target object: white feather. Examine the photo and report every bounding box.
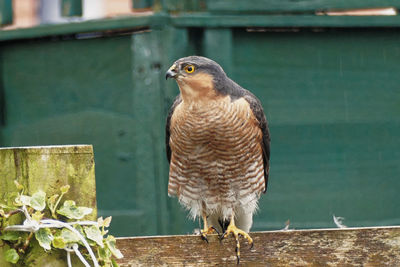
[333,214,347,228]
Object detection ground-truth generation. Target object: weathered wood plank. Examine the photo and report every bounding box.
[117,226,400,266]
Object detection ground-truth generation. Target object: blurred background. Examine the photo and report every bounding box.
[1,0,146,28]
[1,0,400,237]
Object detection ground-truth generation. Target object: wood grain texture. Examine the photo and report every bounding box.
[116,226,400,266]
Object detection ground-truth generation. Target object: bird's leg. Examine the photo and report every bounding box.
[221,213,253,264]
[200,211,219,243]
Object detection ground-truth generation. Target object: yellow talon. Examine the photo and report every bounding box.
[201,226,217,235]
[221,215,253,264]
[200,213,218,243]
[201,226,218,243]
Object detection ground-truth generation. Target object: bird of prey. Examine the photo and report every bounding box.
[165,56,270,263]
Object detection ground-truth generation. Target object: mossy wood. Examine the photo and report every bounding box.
[0,145,97,267]
[116,226,400,266]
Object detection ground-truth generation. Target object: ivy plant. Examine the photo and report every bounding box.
[0,181,123,267]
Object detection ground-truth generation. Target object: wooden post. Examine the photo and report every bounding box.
[0,145,97,267]
[116,226,400,266]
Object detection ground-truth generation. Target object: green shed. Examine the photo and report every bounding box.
[1,0,400,237]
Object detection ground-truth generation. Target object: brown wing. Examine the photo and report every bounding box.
[166,95,182,164]
[243,93,270,193]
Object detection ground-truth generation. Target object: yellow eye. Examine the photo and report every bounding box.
[184,65,195,73]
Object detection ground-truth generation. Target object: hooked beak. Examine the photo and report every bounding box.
[166,64,178,80]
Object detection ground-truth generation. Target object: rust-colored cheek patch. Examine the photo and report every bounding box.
[178,72,217,101]
[185,72,214,91]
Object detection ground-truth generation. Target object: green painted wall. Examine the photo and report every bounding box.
[1,14,400,236]
[231,28,400,229]
[0,36,150,236]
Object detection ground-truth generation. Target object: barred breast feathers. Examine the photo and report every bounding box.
[168,95,265,220]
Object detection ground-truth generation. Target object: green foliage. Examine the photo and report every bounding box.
[60,228,80,243]
[35,228,53,250]
[48,184,70,219]
[57,200,93,220]
[85,225,104,247]
[14,190,46,211]
[4,248,19,264]
[0,231,21,241]
[30,191,46,211]
[52,236,67,249]
[0,181,123,266]
[105,235,124,259]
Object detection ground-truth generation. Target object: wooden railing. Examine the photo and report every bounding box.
[116,226,400,266]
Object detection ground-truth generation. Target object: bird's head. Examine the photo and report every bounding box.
[166,56,228,102]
